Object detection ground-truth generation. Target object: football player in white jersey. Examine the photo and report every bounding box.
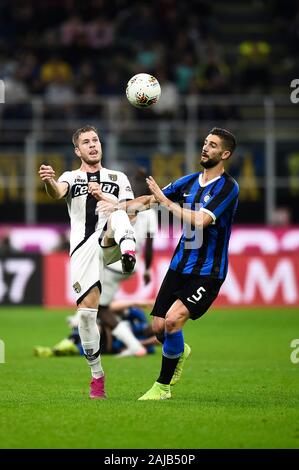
[38,125,137,399]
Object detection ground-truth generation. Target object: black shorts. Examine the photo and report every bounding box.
[151,268,223,320]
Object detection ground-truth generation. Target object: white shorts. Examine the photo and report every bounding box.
[100,261,133,306]
[70,231,121,304]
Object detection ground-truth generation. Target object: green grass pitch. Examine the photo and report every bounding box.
[0,306,298,449]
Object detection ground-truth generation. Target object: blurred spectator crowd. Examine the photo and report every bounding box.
[0,0,215,106]
[0,0,297,109]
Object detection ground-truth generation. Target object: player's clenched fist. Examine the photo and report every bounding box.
[39,165,56,181]
[88,182,102,200]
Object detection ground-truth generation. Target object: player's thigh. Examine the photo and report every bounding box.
[100,267,123,305]
[150,269,183,319]
[70,233,103,305]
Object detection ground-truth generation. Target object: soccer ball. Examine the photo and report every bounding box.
[126,73,161,108]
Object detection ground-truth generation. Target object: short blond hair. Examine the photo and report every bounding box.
[72,125,98,147]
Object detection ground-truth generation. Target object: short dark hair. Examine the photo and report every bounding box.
[72,125,98,147]
[209,127,236,156]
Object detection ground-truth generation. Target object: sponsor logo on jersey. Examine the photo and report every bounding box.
[72,184,89,197]
[125,186,133,192]
[74,177,86,183]
[90,175,98,181]
[108,174,118,181]
[100,182,119,196]
[71,181,119,198]
[203,194,211,203]
[73,282,81,293]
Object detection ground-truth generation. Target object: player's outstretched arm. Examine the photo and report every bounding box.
[146,176,213,229]
[97,194,157,216]
[38,165,68,199]
[120,194,157,216]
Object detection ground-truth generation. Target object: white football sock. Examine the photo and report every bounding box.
[109,210,136,253]
[112,320,145,353]
[78,308,104,379]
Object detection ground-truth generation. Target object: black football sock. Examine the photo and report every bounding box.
[157,330,184,384]
[157,354,180,385]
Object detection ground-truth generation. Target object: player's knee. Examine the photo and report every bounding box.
[165,317,178,332]
[152,323,163,336]
[78,287,100,310]
[78,301,98,311]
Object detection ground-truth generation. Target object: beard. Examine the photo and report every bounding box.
[200,155,221,169]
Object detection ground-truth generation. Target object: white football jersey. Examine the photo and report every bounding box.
[58,167,134,254]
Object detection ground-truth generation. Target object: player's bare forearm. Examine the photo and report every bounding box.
[165,200,211,228]
[39,165,67,199]
[96,195,156,217]
[119,195,157,215]
[44,180,63,199]
[146,176,212,228]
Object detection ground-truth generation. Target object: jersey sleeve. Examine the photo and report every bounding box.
[118,173,135,202]
[162,174,197,202]
[57,171,73,196]
[201,178,239,221]
[162,182,181,202]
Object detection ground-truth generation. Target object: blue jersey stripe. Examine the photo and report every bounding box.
[199,229,218,275]
[219,198,238,278]
[219,236,230,279]
[213,187,239,219]
[175,183,204,272]
[170,237,184,271]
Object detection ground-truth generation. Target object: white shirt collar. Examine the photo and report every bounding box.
[198,173,221,187]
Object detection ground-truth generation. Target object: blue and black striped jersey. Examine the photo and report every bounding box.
[162,171,239,279]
